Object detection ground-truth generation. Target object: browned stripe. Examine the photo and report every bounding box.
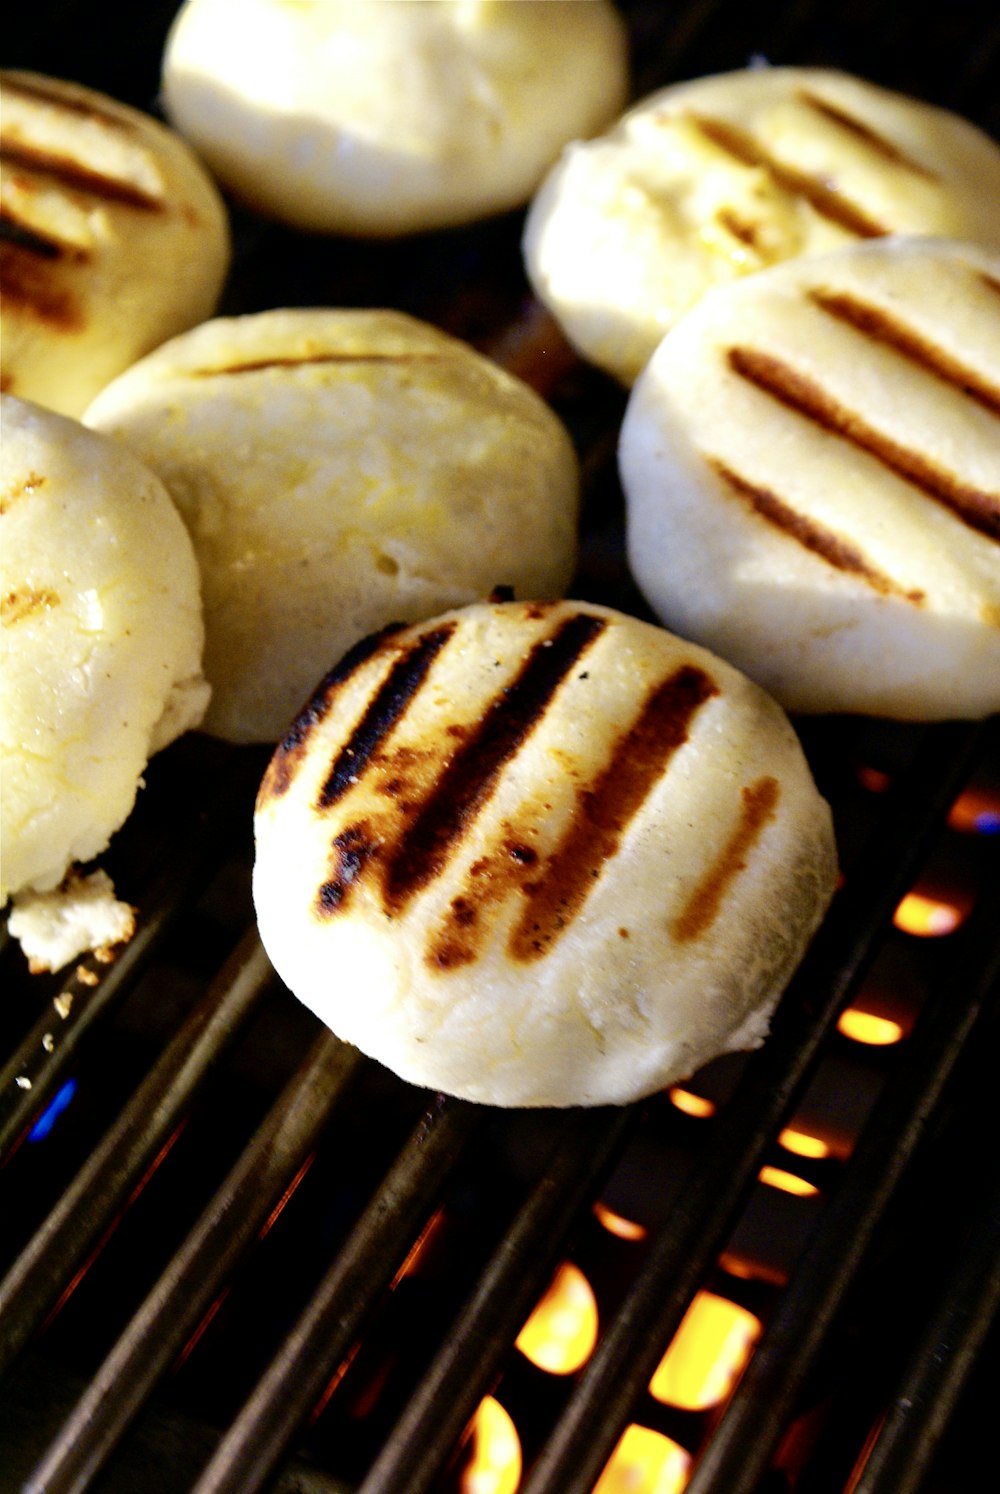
[316,624,456,811]
[0,469,46,516]
[256,624,406,809]
[1,73,135,129]
[809,287,1000,418]
[670,776,780,944]
[796,89,937,178]
[0,208,68,260]
[193,353,448,378]
[728,345,1000,542]
[2,587,60,625]
[715,207,766,250]
[687,114,886,237]
[0,140,163,211]
[0,237,82,329]
[710,457,925,600]
[507,664,720,964]
[382,611,608,914]
[978,271,1000,303]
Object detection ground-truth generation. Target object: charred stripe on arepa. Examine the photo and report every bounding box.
[808,287,1000,418]
[256,624,407,807]
[795,90,938,178]
[383,611,608,914]
[191,353,450,377]
[684,114,887,237]
[727,345,1000,542]
[0,139,166,213]
[0,211,85,330]
[709,458,925,600]
[506,664,719,964]
[1,73,138,130]
[2,587,61,625]
[0,468,46,515]
[671,776,780,944]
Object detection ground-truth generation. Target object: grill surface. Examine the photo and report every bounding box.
[2,4,1000,1494]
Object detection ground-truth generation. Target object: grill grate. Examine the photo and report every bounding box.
[3,4,1000,1493]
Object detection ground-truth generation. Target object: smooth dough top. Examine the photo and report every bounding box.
[85,307,580,744]
[619,237,1000,721]
[161,0,630,235]
[0,70,230,418]
[523,66,1000,383]
[252,599,837,1108]
[1,395,209,904]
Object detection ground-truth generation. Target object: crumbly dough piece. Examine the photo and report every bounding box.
[161,0,629,235]
[619,237,1000,720]
[0,70,230,418]
[85,308,580,744]
[1,396,210,907]
[253,599,837,1108]
[523,66,1000,383]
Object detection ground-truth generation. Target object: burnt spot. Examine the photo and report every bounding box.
[0,139,164,212]
[687,114,886,237]
[256,624,404,808]
[313,823,380,918]
[0,214,84,330]
[808,287,1000,419]
[2,587,60,625]
[710,458,925,600]
[0,469,45,516]
[796,90,937,178]
[671,777,781,944]
[424,820,547,971]
[316,624,455,810]
[726,345,1000,543]
[715,207,767,250]
[383,611,607,914]
[507,664,720,963]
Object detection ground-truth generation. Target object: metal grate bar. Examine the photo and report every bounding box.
[358,1104,641,1494]
[22,1030,366,1494]
[685,875,1000,1493]
[520,720,984,1494]
[0,929,278,1376]
[191,1092,488,1494]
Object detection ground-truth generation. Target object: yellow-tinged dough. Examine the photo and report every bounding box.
[1,395,210,907]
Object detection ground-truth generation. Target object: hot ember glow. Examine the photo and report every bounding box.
[758,1165,819,1198]
[594,1425,691,1494]
[778,1127,830,1159]
[893,891,964,937]
[948,786,1000,836]
[460,1397,521,1494]
[649,1291,761,1411]
[669,1087,716,1118]
[593,1201,648,1241]
[837,1008,905,1046]
[515,1261,598,1374]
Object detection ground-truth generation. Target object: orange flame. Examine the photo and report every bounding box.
[758,1166,819,1198]
[516,1261,599,1375]
[837,1009,904,1046]
[460,1397,521,1494]
[778,1128,830,1159]
[649,1291,761,1411]
[594,1425,691,1494]
[669,1087,716,1119]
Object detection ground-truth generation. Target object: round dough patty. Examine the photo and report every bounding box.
[1,395,209,904]
[84,307,580,744]
[253,599,837,1108]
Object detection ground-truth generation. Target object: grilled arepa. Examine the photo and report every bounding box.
[619,237,1000,720]
[161,0,629,236]
[252,599,837,1108]
[523,66,1000,384]
[0,395,209,917]
[0,70,229,418]
[84,308,579,744]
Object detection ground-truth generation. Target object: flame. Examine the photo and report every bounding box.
[649,1291,761,1411]
[594,1425,691,1493]
[669,1087,716,1119]
[594,1201,648,1241]
[516,1261,598,1374]
[460,1397,521,1494]
[758,1166,819,1198]
[837,1009,904,1046]
[893,892,963,937]
[778,1127,830,1160]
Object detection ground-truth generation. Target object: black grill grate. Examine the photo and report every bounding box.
[2,4,999,1493]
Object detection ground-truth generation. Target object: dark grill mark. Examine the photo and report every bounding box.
[316,625,456,811]
[710,458,925,600]
[0,237,82,329]
[2,587,61,625]
[507,665,719,964]
[671,777,781,944]
[716,208,766,249]
[256,624,405,808]
[0,140,163,212]
[193,353,448,378]
[727,345,1000,542]
[2,74,135,129]
[809,287,1000,418]
[688,114,886,237]
[796,90,937,178]
[383,612,607,913]
[426,829,544,971]
[315,824,380,917]
[0,210,65,259]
